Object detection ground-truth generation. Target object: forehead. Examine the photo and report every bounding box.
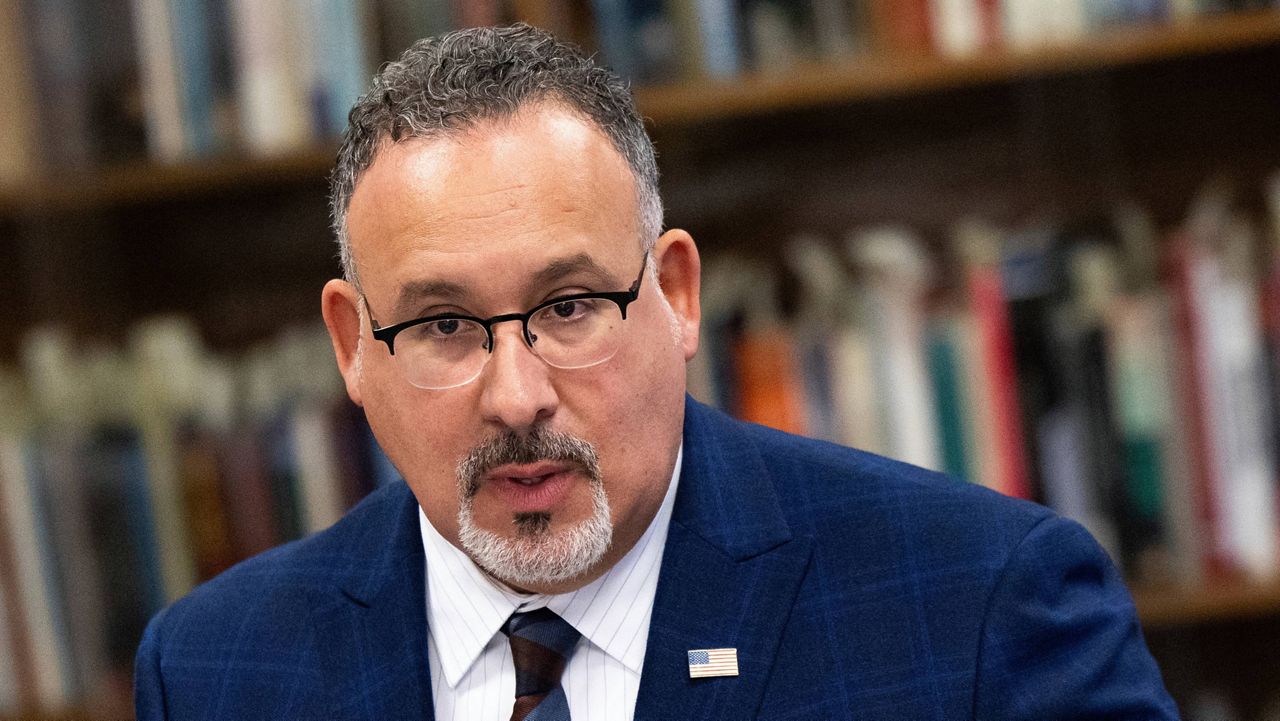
[345,104,641,304]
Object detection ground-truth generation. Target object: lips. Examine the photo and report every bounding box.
[482,462,576,514]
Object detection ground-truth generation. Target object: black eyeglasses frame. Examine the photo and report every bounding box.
[364,255,648,356]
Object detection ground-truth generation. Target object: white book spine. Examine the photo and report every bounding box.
[930,0,983,56]
[130,0,188,161]
[1211,279,1277,578]
[877,288,941,470]
[831,326,888,456]
[229,0,312,154]
[0,435,73,709]
[291,403,345,535]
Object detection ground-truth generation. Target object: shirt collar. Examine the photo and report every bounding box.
[421,445,683,687]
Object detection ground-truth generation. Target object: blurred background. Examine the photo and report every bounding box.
[1,0,1279,718]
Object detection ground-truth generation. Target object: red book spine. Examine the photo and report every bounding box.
[1165,236,1229,579]
[970,267,1031,500]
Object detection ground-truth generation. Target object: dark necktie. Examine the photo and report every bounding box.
[501,607,581,721]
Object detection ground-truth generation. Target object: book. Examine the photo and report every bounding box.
[28,428,110,705]
[0,373,35,712]
[849,227,941,471]
[1167,188,1279,580]
[926,312,973,481]
[130,318,203,603]
[170,0,223,156]
[130,0,187,160]
[929,0,991,56]
[228,0,313,154]
[21,0,97,169]
[957,219,1032,499]
[0,432,74,710]
[0,0,39,185]
[869,0,934,54]
[785,237,853,444]
[732,264,807,435]
[304,0,374,138]
[668,0,742,78]
[0,558,15,713]
[373,0,454,59]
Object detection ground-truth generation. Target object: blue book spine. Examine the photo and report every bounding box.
[316,0,371,137]
[695,0,740,77]
[117,430,166,617]
[169,0,218,155]
[591,0,637,78]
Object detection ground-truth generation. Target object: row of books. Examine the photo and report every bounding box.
[0,319,399,715]
[0,0,383,181]
[688,172,1280,589]
[4,0,1279,187]
[594,0,1280,82]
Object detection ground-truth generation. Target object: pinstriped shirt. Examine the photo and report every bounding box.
[419,447,683,721]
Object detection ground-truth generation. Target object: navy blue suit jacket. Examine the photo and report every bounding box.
[136,397,1178,720]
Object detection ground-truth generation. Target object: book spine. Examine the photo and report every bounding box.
[228,0,313,154]
[970,265,1032,499]
[170,0,219,156]
[0,431,36,711]
[20,0,96,169]
[0,436,74,709]
[927,317,972,481]
[130,0,188,160]
[291,402,346,535]
[0,0,39,184]
[310,0,373,137]
[734,326,808,435]
[1167,236,1233,577]
[590,0,638,78]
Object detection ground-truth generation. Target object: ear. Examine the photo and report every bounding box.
[322,278,365,406]
[653,228,701,362]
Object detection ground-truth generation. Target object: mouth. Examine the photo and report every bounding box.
[482,462,577,514]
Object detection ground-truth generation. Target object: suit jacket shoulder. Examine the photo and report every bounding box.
[135,480,431,721]
[657,398,1177,721]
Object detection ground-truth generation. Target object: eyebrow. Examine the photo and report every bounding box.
[529,253,620,289]
[390,252,620,318]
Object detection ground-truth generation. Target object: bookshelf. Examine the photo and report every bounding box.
[3,9,1280,215]
[2,3,1280,720]
[1135,582,1280,630]
[636,8,1280,123]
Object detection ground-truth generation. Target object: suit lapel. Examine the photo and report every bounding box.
[311,482,435,721]
[635,398,814,721]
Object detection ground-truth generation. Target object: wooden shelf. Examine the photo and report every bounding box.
[1,10,1278,216]
[635,9,1280,123]
[0,146,336,215]
[1134,581,1280,630]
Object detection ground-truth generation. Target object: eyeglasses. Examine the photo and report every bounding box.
[364,255,648,390]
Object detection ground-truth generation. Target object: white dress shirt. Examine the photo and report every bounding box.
[420,446,682,721]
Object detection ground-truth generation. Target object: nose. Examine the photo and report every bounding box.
[477,319,559,432]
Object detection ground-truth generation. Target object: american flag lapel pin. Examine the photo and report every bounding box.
[687,648,739,678]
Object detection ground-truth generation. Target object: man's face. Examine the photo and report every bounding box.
[324,104,701,593]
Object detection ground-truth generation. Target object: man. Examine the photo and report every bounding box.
[135,24,1178,721]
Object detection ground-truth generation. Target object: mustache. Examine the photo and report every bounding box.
[456,428,601,497]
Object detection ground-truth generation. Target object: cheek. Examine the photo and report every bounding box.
[361,373,472,496]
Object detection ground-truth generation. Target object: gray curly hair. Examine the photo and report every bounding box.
[329,23,663,288]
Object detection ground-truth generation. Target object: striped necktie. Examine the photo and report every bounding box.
[502,607,581,721]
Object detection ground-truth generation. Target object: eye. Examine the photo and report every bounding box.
[427,318,461,336]
[538,298,601,324]
[553,301,581,318]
